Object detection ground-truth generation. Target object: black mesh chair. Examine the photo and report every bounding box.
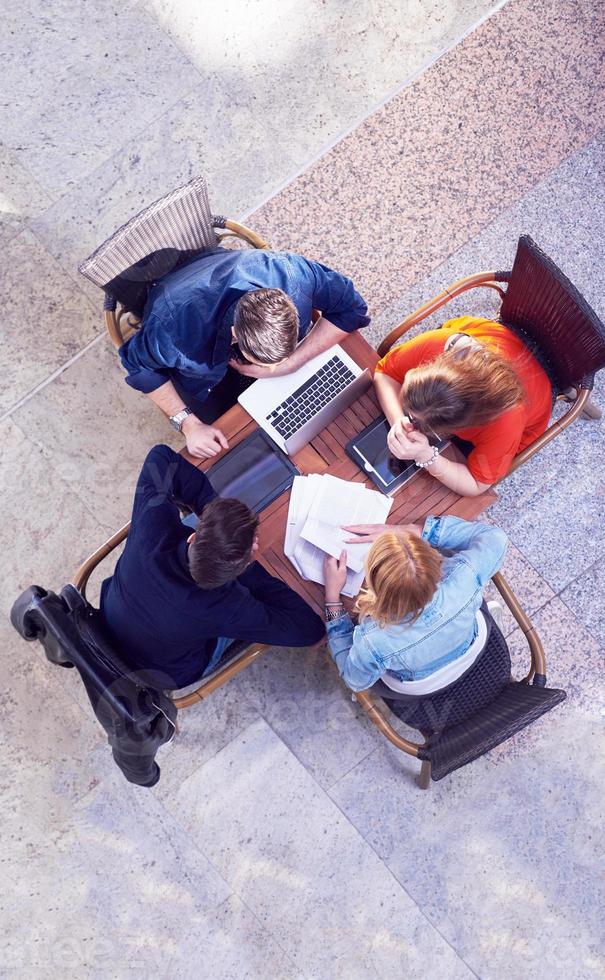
[78,175,270,351]
[377,235,605,476]
[10,524,270,788]
[353,572,566,788]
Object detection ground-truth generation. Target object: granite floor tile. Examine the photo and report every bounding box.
[152,685,261,803]
[367,130,605,347]
[560,558,605,650]
[483,541,555,639]
[0,145,53,246]
[0,0,197,197]
[230,643,381,789]
[487,411,605,593]
[1,772,254,979]
[12,337,183,532]
[0,622,113,873]
[31,78,298,308]
[0,230,99,416]
[144,0,502,172]
[505,595,604,716]
[329,705,605,980]
[0,418,108,618]
[167,717,475,979]
[250,0,605,314]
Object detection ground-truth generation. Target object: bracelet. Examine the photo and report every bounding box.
[325,601,344,607]
[325,606,347,622]
[416,446,440,469]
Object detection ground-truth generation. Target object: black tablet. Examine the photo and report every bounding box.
[346,416,448,496]
[206,428,299,513]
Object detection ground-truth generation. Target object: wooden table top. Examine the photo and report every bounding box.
[187,332,497,616]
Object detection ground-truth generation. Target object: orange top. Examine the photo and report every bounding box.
[374,316,553,484]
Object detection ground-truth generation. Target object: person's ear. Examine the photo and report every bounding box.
[231,325,237,342]
[187,532,195,545]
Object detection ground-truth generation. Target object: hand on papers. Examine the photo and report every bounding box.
[343,522,423,544]
[387,417,431,462]
[182,416,229,459]
[324,550,348,602]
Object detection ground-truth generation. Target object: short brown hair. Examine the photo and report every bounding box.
[402,345,525,436]
[188,497,259,590]
[234,288,299,364]
[356,531,443,628]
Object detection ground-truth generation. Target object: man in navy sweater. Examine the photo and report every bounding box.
[100,445,325,688]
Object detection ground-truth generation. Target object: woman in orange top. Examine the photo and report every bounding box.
[373,316,553,496]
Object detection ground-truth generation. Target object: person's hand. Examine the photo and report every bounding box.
[323,550,348,602]
[342,523,423,544]
[181,415,229,459]
[228,357,284,379]
[387,417,431,462]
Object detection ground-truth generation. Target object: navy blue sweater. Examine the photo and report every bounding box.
[100,446,325,687]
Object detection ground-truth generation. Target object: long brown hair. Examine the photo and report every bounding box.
[356,531,443,628]
[401,343,525,435]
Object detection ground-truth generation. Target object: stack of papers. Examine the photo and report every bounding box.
[284,474,393,598]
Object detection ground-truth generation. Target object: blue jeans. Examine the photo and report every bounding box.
[202,636,233,677]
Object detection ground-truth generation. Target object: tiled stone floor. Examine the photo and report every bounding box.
[2,1,604,977]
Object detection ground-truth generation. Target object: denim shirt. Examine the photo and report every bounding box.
[326,516,508,692]
[119,247,370,404]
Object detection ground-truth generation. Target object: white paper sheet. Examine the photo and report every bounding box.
[300,477,393,573]
[284,474,393,597]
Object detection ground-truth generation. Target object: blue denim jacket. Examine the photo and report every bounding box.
[326,516,508,692]
[119,247,369,404]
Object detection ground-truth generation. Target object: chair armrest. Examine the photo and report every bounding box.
[71,522,130,598]
[376,270,510,358]
[353,690,421,756]
[491,571,546,684]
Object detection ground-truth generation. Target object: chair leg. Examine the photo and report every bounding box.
[416,759,432,790]
[562,387,602,420]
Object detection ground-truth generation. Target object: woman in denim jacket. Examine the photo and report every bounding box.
[323,516,508,693]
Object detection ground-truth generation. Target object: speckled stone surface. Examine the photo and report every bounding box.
[0,230,99,416]
[560,561,605,649]
[329,705,605,980]
[167,717,475,979]
[31,78,299,308]
[12,337,183,531]
[249,0,605,314]
[0,418,107,616]
[0,146,53,246]
[143,0,503,170]
[229,643,381,789]
[0,0,195,197]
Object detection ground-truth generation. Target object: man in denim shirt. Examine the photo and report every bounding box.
[120,248,369,460]
[322,516,508,692]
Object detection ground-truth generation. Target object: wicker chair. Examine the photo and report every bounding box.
[354,572,566,788]
[78,175,269,351]
[10,522,270,787]
[377,236,605,476]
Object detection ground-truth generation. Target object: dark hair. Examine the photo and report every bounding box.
[234,288,299,364]
[188,497,259,589]
[401,345,525,435]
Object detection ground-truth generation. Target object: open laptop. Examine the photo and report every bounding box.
[238,345,371,455]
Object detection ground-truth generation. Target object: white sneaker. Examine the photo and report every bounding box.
[487,599,505,632]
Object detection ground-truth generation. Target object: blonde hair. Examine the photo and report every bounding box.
[355,532,443,628]
[402,341,525,435]
[234,288,299,364]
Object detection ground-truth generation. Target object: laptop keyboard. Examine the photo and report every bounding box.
[266,355,356,440]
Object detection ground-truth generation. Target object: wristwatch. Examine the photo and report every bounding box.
[169,407,193,432]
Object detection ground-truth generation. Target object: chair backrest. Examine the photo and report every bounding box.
[500,235,605,391]
[78,176,223,316]
[11,585,177,787]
